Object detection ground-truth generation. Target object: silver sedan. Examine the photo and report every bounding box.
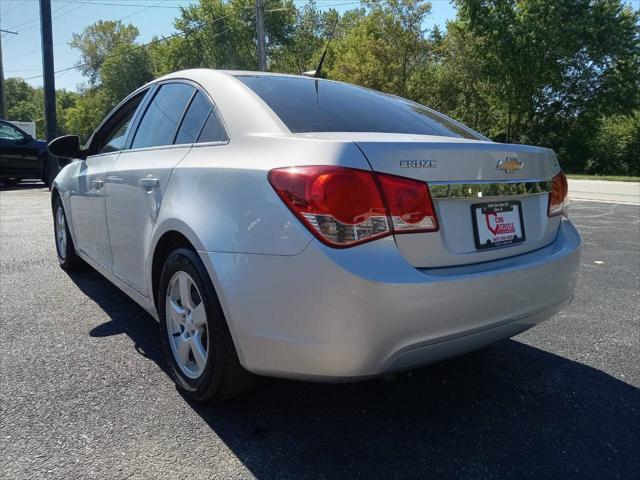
[49,70,581,401]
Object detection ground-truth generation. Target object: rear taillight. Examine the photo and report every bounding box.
[377,173,438,232]
[268,166,438,247]
[548,171,568,217]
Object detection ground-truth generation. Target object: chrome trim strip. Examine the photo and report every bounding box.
[429,180,552,199]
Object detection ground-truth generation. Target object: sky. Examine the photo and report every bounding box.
[0,0,457,92]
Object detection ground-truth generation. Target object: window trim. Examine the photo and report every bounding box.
[171,88,199,145]
[126,81,193,151]
[85,86,153,159]
[125,79,230,153]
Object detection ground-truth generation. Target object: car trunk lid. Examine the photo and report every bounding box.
[340,133,561,268]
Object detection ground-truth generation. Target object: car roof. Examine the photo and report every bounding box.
[149,69,292,137]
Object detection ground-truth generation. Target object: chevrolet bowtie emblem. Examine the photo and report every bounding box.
[496,157,524,173]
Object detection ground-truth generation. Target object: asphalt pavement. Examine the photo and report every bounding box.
[1,182,639,479]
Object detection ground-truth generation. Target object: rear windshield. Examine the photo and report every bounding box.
[235,75,482,139]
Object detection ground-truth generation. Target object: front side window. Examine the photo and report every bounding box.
[99,111,135,154]
[235,75,483,139]
[132,83,194,149]
[92,91,147,155]
[0,123,25,142]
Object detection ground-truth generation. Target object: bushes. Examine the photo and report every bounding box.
[587,111,640,176]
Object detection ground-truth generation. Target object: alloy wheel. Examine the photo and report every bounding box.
[166,271,209,379]
[55,206,67,260]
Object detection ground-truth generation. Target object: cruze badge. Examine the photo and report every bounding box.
[400,160,437,168]
[496,157,524,173]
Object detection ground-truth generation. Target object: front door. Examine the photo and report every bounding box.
[68,91,148,270]
[68,154,117,268]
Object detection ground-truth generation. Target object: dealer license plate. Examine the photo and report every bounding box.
[472,201,526,250]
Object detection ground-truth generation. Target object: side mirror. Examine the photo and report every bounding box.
[48,135,86,160]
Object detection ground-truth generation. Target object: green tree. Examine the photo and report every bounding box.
[450,0,640,171]
[100,43,154,104]
[329,0,431,96]
[64,88,111,143]
[269,2,338,74]
[152,0,296,74]
[588,111,640,175]
[69,20,140,84]
[4,78,79,138]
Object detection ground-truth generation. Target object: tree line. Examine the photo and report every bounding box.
[4,0,639,175]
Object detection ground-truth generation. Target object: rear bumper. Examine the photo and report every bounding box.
[200,219,581,381]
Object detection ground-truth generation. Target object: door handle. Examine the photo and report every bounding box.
[138,177,159,191]
[90,180,104,189]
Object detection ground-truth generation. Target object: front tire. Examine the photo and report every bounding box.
[53,196,81,270]
[158,248,254,402]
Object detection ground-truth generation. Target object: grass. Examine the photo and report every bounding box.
[567,174,640,182]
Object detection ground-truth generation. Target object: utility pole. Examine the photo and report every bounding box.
[0,28,18,119]
[255,0,267,71]
[39,0,57,140]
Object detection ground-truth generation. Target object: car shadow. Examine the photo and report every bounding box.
[68,268,639,479]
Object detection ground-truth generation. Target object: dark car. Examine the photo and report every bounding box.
[0,120,56,186]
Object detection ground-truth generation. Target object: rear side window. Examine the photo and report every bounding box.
[174,91,228,144]
[197,111,226,143]
[132,83,194,149]
[236,75,483,139]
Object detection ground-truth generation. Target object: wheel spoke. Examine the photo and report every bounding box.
[168,299,186,325]
[191,332,207,370]
[176,332,191,365]
[191,302,206,327]
[178,274,192,310]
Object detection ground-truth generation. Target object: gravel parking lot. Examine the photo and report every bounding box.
[1,183,639,479]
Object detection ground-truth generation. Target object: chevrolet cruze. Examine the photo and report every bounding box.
[49,70,581,401]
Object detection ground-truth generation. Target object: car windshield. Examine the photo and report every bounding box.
[235,75,483,139]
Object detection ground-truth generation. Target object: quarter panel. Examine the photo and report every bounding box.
[157,136,371,255]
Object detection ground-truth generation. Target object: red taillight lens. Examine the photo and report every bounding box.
[268,166,438,247]
[548,171,568,217]
[377,172,438,232]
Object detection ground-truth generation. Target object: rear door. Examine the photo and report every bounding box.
[106,81,222,296]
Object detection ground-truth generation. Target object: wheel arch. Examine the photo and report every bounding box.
[150,229,197,312]
[148,221,248,370]
[50,185,60,208]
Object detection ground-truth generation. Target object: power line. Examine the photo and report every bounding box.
[4,0,89,33]
[7,2,359,81]
[3,0,185,60]
[18,6,298,81]
[2,0,31,17]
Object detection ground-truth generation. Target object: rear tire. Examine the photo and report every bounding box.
[53,196,82,270]
[158,247,255,402]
